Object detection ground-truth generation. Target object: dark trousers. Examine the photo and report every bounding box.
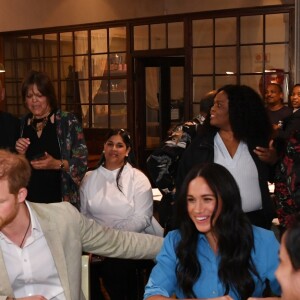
[90,257,154,300]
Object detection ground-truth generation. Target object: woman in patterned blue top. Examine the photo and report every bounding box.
[144,163,281,300]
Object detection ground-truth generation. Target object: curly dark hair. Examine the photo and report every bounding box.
[285,213,300,270]
[174,162,260,299]
[98,129,134,192]
[202,84,273,147]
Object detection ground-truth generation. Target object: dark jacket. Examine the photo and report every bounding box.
[176,131,275,227]
[20,109,88,209]
[279,109,300,139]
[0,111,20,151]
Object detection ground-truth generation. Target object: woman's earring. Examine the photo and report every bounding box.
[103,150,105,154]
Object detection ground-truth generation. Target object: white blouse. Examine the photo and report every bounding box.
[80,163,154,233]
[214,133,262,213]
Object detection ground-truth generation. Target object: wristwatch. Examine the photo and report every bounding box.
[59,160,65,170]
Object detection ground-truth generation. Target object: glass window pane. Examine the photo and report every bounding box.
[91,29,108,53]
[215,47,236,74]
[4,60,16,79]
[4,38,15,60]
[193,76,214,102]
[81,105,90,128]
[151,24,166,49]
[259,71,289,102]
[240,45,264,73]
[93,79,109,99]
[193,19,213,47]
[134,25,149,50]
[45,58,58,80]
[193,48,213,74]
[31,35,43,58]
[240,75,263,96]
[168,22,184,48]
[109,53,126,74]
[79,79,89,105]
[215,18,236,45]
[109,27,126,52]
[265,44,289,71]
[60,32,73,56]
[32,59,43,71]
[45,34,57,57]
[110,82,127,103]
[17,36,29,59]
[60,56,73,78]
[75,31,88,55]
[91,54,108,77]
[111,105,127,128]
[75,55,89,78]
[215,75,237,89]
[93,104,108,128]
[266,13,289,43]
[241,15,263,44]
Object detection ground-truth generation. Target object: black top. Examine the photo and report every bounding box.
[23,112,62,203]
[0,111,20,151]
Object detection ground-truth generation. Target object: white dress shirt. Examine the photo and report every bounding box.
[80,163,154,233]
[214,133,262,212]
[0,202,65,300]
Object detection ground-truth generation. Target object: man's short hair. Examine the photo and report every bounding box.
[0,149,31,194]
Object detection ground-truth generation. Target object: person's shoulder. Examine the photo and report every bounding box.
[29,201,79,218]
[252,225,279,244]
[281,105,293,112]
[0,110,19,122]
[164,229,181,243]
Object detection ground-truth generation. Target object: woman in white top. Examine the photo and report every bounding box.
[80,128,163,300]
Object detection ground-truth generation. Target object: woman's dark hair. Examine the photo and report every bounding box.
[21,70,58,110]
[202,84,272,147]
[98,129,134,192]
[285,213,300,270]
[174,163,259,299]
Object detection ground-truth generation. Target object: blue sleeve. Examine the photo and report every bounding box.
[252,226,281,296]
[144,231,180,299]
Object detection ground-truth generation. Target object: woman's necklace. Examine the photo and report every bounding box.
[30,112,51,132]
[19,217,31,248]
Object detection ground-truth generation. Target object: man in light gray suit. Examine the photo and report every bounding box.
[0,149,163,300]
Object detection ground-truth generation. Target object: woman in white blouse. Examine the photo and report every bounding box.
[80,128,163,300]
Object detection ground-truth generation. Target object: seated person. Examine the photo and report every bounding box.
[0,149,163,300]
[80,128,163,300]
[144,163,281,300]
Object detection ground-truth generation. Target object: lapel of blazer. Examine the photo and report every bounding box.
[0,249,14,296]
[29,203,72,300]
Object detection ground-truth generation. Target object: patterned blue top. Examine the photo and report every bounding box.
[144,226,281,299]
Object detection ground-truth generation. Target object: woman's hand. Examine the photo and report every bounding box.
[30,152,67,170]
[15,138,30,155]
[253,140,278,165]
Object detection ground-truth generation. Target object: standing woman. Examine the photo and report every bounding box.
[80,128,163,300]
[15,70,88,209]
[176,85,277,229]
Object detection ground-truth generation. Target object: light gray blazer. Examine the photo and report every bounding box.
[0,202,163,300]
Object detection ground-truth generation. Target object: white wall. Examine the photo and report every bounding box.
[0,0,282,32]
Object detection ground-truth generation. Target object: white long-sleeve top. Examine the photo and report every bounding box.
[80,163,153,233]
